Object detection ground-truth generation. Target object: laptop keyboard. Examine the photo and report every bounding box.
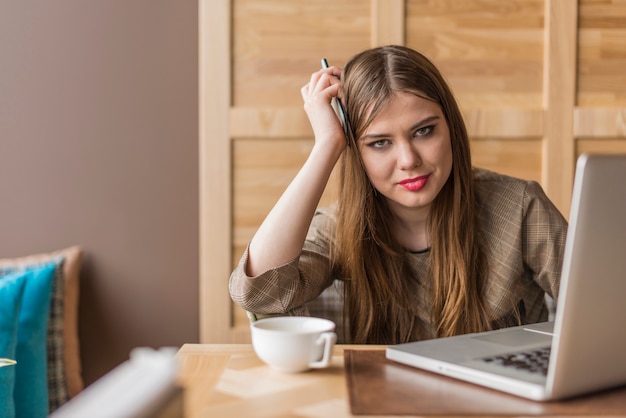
[481,347,551,376]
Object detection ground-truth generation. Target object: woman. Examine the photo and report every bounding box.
[229,45,568,344]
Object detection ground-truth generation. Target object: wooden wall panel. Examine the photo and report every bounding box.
[371,0,406,45]
[574,108,626,136]
[578,0,626,106]
[542,0,578,216]
[232,0,371,107]
[200,0,232,344]
[471,139,543,183]
[406,0,545,108]
[577,138,626,155]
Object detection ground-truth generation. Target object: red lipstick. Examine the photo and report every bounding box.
[398,174,430,192]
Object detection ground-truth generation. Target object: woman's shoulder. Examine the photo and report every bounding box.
[474,167,545,199]
[473,167,534,187]
[472,167,556,215]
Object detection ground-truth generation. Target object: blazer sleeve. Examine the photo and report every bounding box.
[521,181,569,302]
[229,208,338,316]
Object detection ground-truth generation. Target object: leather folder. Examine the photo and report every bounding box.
[344,349,626,416]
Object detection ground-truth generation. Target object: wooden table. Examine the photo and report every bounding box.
[176,344,380,418]
[176,344,626,417]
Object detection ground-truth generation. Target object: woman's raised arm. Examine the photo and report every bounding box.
[245,65,347,276]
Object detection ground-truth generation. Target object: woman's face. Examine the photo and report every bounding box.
[358,91,453,219]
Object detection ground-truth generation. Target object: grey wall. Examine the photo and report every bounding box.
[0,1,199,384]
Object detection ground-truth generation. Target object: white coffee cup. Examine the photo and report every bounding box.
[250,316,337,373]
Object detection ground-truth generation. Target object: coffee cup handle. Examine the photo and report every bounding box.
[309,331,337,369]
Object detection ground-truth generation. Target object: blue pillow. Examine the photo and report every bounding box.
[0,254,70,411]
[0,273,28,418]
[0,264,56,418]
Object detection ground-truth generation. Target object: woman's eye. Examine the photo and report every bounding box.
[367,139,391,149]
[414,125,434,137]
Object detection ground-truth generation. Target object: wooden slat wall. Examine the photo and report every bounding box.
[199,0,626,343]
[542,0,578,215]
[575,0,626,165]
[199,0,232,343]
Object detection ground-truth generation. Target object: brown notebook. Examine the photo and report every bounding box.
[344,349,626,416]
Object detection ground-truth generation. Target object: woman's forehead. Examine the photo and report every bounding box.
[362,92,442,130]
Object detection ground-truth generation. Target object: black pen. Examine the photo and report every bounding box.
[321,58,349,144]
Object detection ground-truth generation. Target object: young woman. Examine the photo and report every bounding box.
[229,45,568,344]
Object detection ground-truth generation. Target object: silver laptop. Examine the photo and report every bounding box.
[386,154,626,401]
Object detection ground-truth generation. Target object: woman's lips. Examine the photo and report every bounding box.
[398,174,430,191]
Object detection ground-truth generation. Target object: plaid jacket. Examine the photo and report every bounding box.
[230,169,568,343]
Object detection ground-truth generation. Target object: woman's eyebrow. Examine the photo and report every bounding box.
[361,115,441,141]
[410,115,440,130]
[361,132,389,141]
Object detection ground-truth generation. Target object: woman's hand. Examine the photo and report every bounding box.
[301,65,348,152]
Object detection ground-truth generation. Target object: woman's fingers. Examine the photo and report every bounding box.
[303,67,342,97]
[300,67,347,146]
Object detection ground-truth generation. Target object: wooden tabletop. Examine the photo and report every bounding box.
[176,344,382,418]
[176,344,626,418]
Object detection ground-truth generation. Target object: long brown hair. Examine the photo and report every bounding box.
[333,45,494,343]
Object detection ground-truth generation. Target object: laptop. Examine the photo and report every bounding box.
[386,153,626,401]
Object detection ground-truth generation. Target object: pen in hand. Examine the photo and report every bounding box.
[321,58,349,145]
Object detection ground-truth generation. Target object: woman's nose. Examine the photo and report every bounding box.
[396,141,421,170]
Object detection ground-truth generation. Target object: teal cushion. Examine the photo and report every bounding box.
[0,255,69,412]
[0,264,56,418]
[0,273,28,418]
